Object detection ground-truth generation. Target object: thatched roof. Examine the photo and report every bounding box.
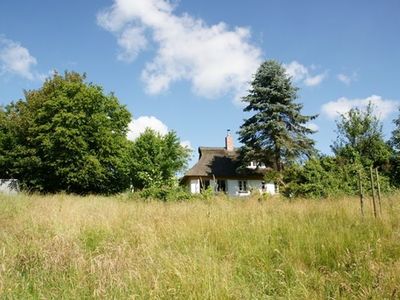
[183,147,268,180]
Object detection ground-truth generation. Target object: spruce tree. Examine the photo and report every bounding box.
[238,60,317,172]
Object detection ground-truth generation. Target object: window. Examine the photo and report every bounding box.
[238,180,247,192]
[248,161,256,168]
[261,181,266,191]
[216,180,226,192]
[248,161,266,169]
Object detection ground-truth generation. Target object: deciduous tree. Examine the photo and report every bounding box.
[332,104,391,168]
[129,129,190,190]
[389,107,400,186]
[0,71,131,194]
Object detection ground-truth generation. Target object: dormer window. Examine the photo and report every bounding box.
[248,161,266,169]
[248,161,257,168]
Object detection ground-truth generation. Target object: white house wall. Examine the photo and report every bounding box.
[0,179,19,194]
[190,179,200,194]
[227,179,275,197]
[187,178,276,196]
[226,180,236,196]
[265,183,275,194]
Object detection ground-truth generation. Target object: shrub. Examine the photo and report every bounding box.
[139,185,193,202]
[282,156,391,199]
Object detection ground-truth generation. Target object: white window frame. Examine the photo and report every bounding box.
[238,180,248,192]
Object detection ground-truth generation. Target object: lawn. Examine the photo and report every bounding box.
[0,193,399,299]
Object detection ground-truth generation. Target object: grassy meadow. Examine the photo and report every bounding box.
[0,193,399,299]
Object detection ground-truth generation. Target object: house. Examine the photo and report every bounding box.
[181,131,276,196]
[0,179,20,194]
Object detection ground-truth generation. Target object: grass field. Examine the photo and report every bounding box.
[0,193,399,299]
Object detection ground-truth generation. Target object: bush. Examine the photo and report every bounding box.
[282,156,392,199]
[139,185,193,202]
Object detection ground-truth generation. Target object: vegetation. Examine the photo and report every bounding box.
[238,60,317,172]
[236,61,400,199]
[129,129,190,190]
[0,72,132,194]
[0,193,399,299]
[283,156,353,198]
[390,108,400,188]
[282,105,393,198]
[0,72,190,195]
[390,106,400,153]
[332,104,391,169]
[1,66,400,199]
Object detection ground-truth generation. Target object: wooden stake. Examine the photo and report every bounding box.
[375,168,382,215]
[370,166,377,218]
[358,170,364,217]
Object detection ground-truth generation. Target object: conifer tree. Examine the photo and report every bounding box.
[238,60,317,172]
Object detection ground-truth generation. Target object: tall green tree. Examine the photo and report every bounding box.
[238,60,317,172]
[390,108,400,186]
[129,129,190,190]
[391,107,400,152]
[331,104,391,168]
[0,71,132,194]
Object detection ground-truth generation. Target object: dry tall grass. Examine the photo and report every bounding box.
[0,193,399,299]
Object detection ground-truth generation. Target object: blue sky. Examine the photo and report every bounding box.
[1,0,399,165]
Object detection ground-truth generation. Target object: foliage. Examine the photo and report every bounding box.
[282,155,391,198]
[199,186,215,200]
[238,60,317,172]
[332,104,391,168]
[391,106,400,153]
[283,156,352,198]
[129,129,191,190]
[277,103,394,199]
[389,155,400,187]
[0,72,131,194]
[139,185,193,202]
[1,193,400,299]
[390,109,400,187]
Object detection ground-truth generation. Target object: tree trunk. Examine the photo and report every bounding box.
[275,148,281,172]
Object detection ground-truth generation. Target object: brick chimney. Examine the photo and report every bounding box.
[225,130,234,151]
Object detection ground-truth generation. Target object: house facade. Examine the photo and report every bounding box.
[0,179,20,194]
[181,132,276,196]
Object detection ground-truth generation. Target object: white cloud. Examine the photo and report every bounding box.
[117,26,148,62]
[284,61,308,81]
[337,72,357,85]
[306,123,319,131]
[337,74,351,85]
[283,60,327,87]
[304,73,326,87]
[127,115,169,141]
[128,115,192,150]
[97,0,262,102]
[0,37,40,80]
[321,95,398,120]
